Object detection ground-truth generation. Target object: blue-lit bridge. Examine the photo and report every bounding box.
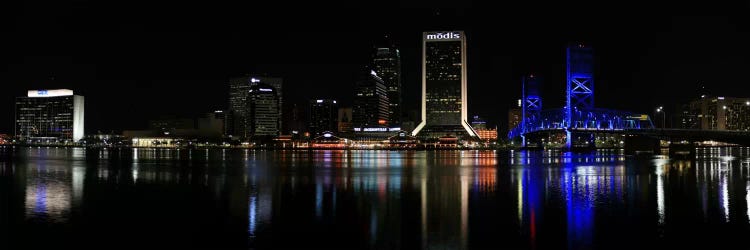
[507,44,750,151]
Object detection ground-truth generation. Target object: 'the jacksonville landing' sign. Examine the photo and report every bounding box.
[425,32,461,40]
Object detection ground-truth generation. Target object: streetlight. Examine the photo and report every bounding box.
[656,106,666,129]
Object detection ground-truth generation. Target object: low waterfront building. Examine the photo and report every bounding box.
[311,131,348,148]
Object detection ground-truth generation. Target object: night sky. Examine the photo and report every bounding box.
[2,1,750,134]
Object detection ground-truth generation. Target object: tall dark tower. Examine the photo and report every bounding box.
[372,36,402,127]
[353,68,390,129]
[309,99,338,136]
[227,77,251,138]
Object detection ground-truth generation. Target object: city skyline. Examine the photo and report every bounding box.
[3,4,750,134]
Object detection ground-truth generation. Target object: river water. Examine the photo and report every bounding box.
[2,147,750,249]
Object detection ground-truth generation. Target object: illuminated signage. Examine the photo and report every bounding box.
[426,32,461,40]
[354,127,402,132]
[370,70,377,76]
[316,100,323,103]
[251,78,260,83]
[27,89,74,97]
[365,128,388,132]
[626,115,649,121]
[323,133,332,138]
[259,88,273,92]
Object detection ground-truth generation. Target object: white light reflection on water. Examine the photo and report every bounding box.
[720,165,730,222]
[653,158,668,226]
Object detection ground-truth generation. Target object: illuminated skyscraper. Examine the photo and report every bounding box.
[373,37,402,126]
[15,89,84,142]
[227,75,283,138]
[353,69,389,129]
[247,84,281,137]
[684,96,750,131]
[412,31,477,138]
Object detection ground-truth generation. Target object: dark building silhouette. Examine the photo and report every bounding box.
[309,99,338,136]
[353,69,389,129]
[373,36,402,127]
[338,107,353,134]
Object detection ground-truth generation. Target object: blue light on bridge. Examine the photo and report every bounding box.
[509,45,655,148]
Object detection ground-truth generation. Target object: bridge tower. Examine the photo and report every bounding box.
[521,74,542,147]
[565,44,594,148]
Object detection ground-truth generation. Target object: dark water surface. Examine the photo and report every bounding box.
[2,147,750,249]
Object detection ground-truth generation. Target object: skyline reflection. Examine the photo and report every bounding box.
[3,147,750,248]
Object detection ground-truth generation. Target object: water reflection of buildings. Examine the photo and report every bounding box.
[21,148,86,223]
[252,150,497,249]
[511,150,631,249]
[13,146,750,249]
[696,148,736,223]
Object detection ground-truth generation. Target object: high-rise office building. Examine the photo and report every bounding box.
[15,89,84,142]
[309,99,338,136]
[289,103,305,135]
[353,69,389,129]
[228,76,250,137]
[412,31,477,138]
[227,75,283,138]
[247,84,281,137]
[684,96,750,131]
[373,37,402,126]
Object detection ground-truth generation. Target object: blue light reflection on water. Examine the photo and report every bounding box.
[5,147,750,249]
